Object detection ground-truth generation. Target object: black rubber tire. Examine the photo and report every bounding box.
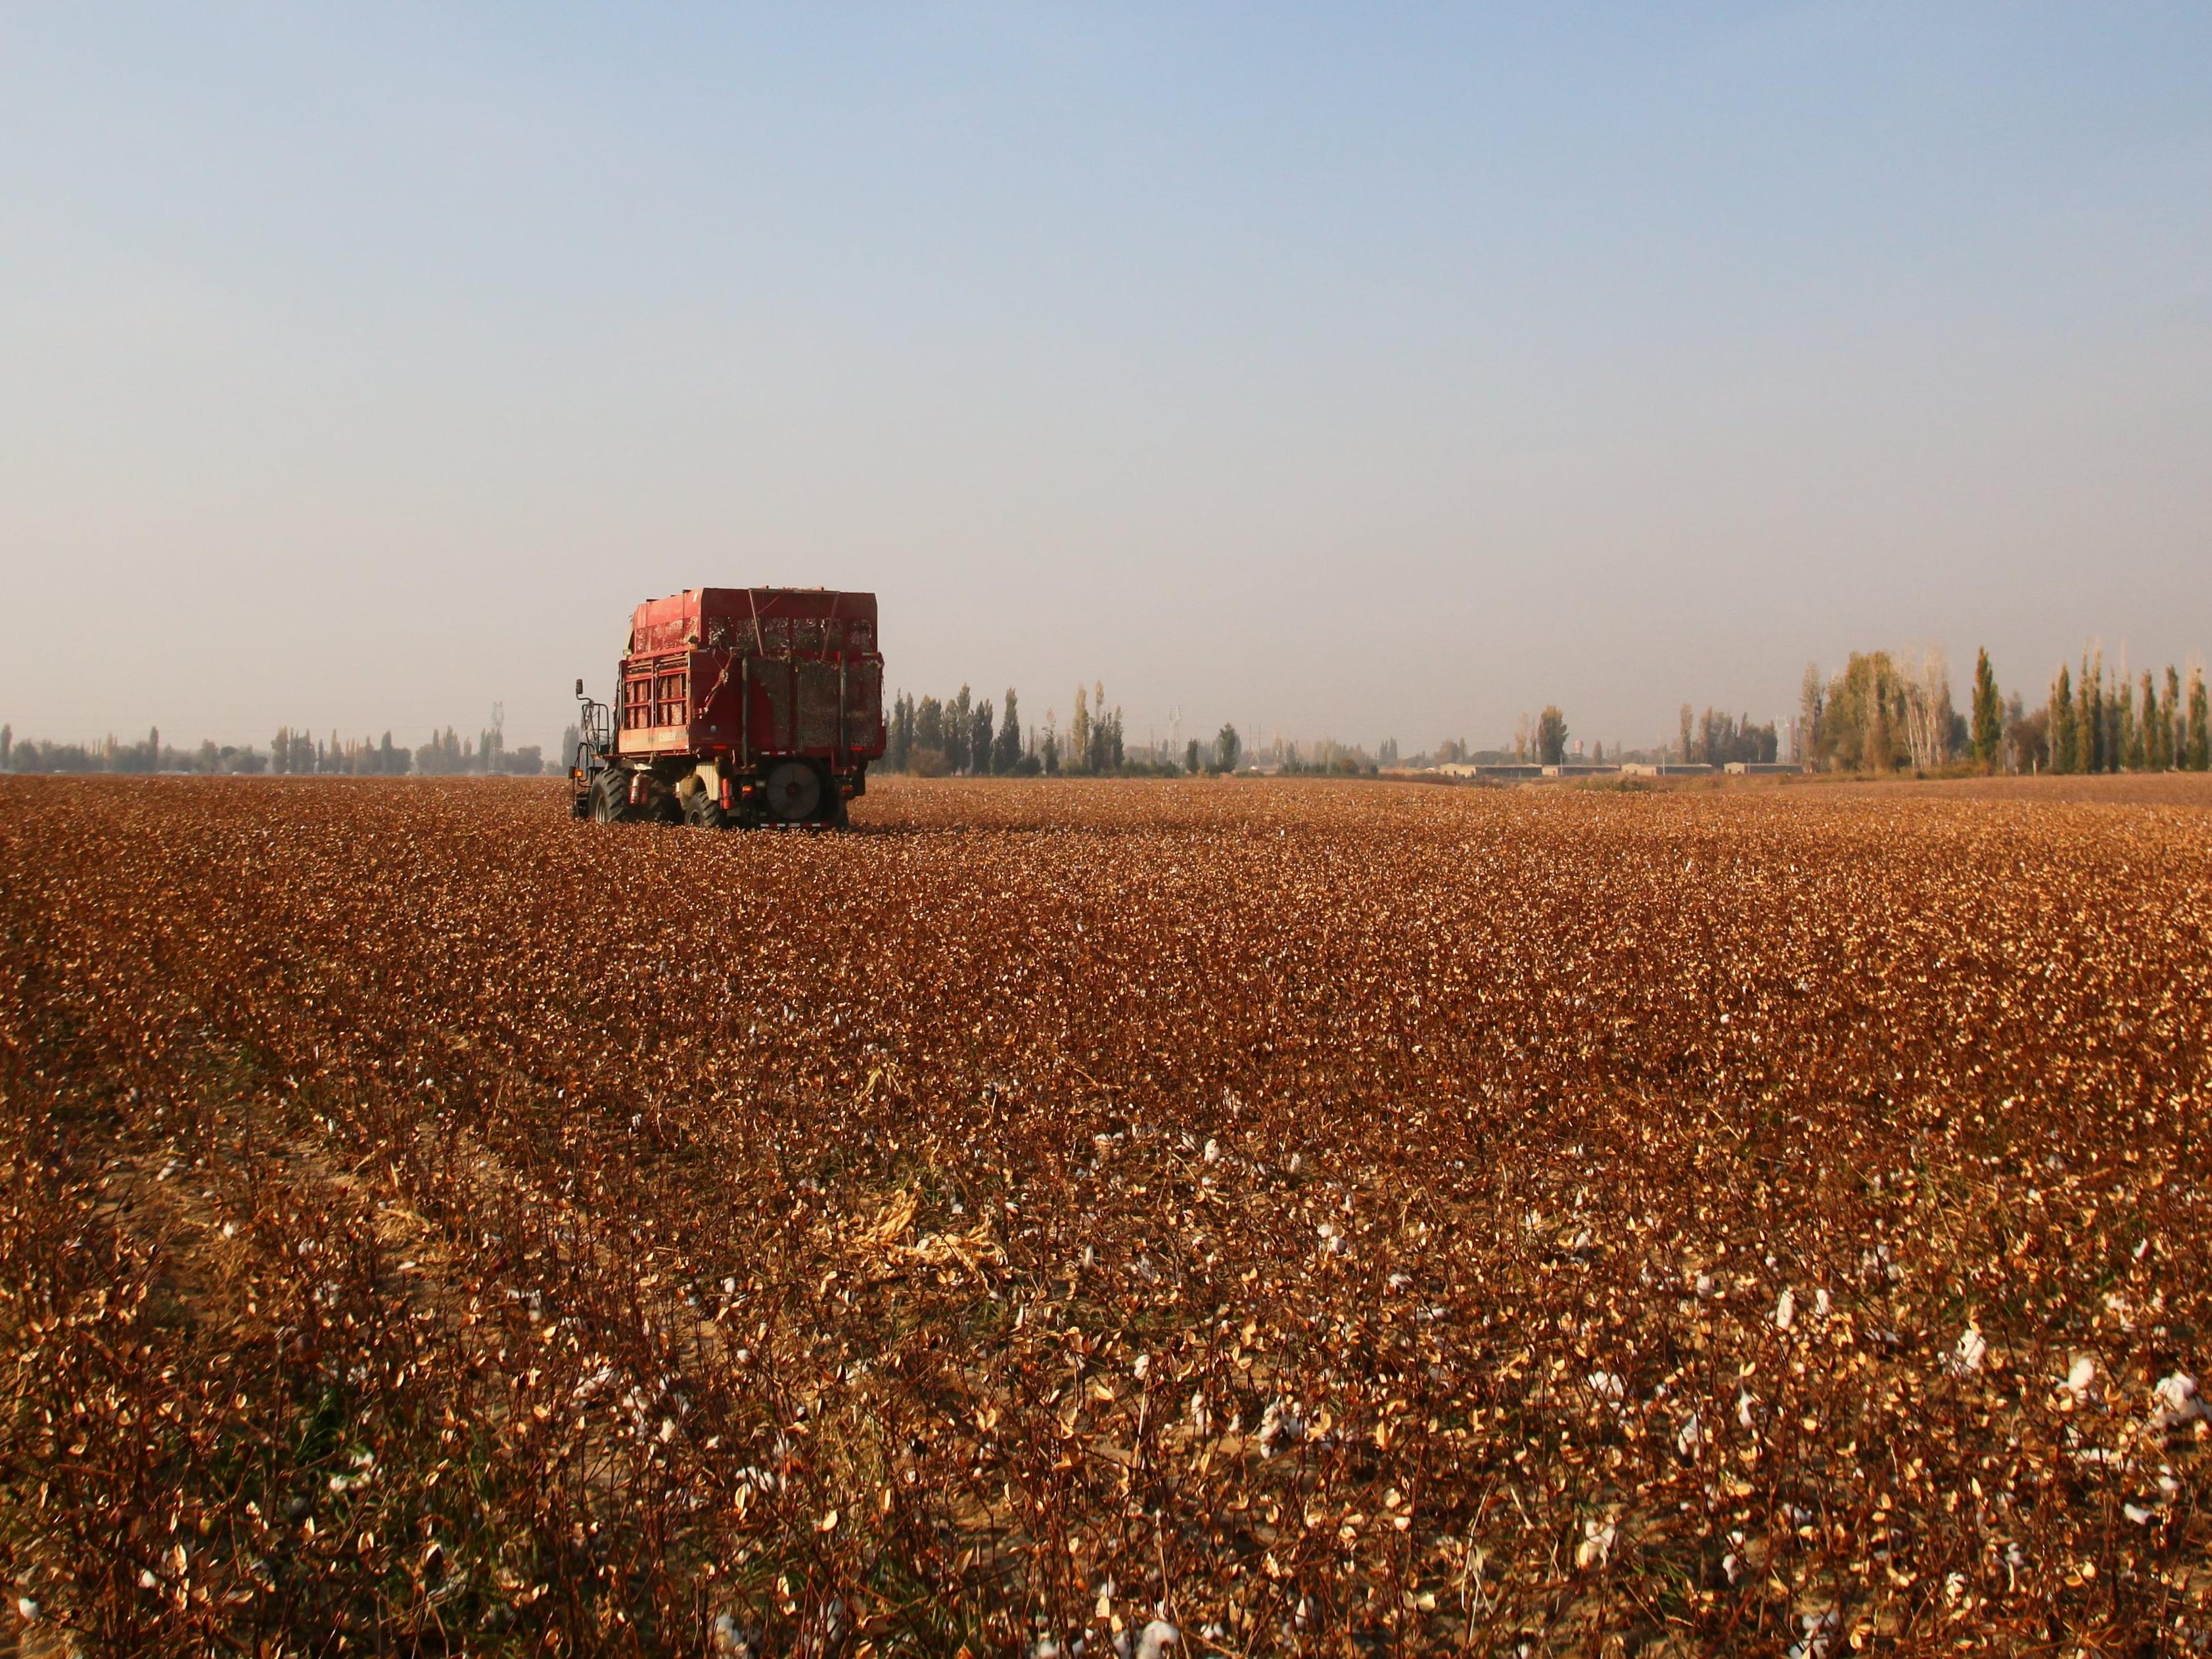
[685,789,728,830]
[590,770,634,824]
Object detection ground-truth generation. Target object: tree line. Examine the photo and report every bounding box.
[0,722,546,776]
[2029,651,2209,774]
[1798,647,2209,774]
[885,686,1037,776]
[884,682,1243,776]
[1674,707,1781,766]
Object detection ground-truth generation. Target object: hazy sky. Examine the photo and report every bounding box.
[5,5,2209,755]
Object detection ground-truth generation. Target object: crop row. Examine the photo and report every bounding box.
[1,775,2207,1654]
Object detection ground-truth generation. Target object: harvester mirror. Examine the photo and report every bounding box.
[574,678,584,697]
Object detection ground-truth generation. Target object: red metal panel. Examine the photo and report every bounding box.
[614,588,887,766]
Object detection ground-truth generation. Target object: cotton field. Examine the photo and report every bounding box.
[1,774,2207,1655]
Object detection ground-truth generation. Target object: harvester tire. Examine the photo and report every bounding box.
[589,770,634,824]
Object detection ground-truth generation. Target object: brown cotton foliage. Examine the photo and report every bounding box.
[1,773,2209,1656]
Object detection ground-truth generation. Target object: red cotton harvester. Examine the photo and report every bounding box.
[571,588,885,829]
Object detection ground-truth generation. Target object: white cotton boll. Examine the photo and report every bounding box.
[16,1598,38,1624]
[1203,1138,1220,1164]
[2124,1503,2155,1525]
[1132,1354,1149,1380]
[1187,1391,1211,1436]
[1094,1578,1115,1620]
[1573,1520,1616,1568]
[1133,1620,1179,1659]
[2063,1356,2097,1399]
[1773,1289,1795,1332]
[1814,1289,1832,1320]
[1675,1411,1706,1458]
[1387,1272,1412,1292]
[1258,1399,1306,1458]
[1694,1273,1714,1297]
[1787,1607,1841,1659]
[1736,1390,1759,1431]
[1947,1326,1987,1376]
[1586,1372,1625,1415]
[2151,1373,2206,1432]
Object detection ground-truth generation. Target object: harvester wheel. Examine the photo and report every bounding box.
[589,770,634,824]
[685,790,728,830]
[762,760,824,824]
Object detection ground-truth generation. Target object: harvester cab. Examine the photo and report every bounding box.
[568,678,616,821]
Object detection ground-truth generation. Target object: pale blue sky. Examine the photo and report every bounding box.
[4,5,2209,753]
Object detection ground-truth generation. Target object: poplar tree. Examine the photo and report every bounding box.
[992,689,1023,774]
[946,686,973,774]
[887,693,915,772]
[2050,666,2077,774]
[1970,648,2002,771]
[1091,682,1109,772]
[914,695,944,768]
[1799,665,1825,768]
[2080,654,2104,774]
[971,697,994,776]
[2165,666,2184,769]
[2138,672,2162,771]
[2116,673,2140,771]
[2188,668,2211,772]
